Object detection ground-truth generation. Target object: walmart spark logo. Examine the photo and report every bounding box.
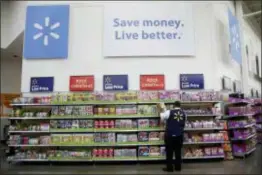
[33,17,60,46]
[23,5,69,59]
[174,111,184,122]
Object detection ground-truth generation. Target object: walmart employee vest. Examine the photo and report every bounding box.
[166,109,186,137]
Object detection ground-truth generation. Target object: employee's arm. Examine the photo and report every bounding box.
[160,110,170,122]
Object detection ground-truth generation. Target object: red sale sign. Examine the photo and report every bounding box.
[69,76,94,91]
[140,75,165,90]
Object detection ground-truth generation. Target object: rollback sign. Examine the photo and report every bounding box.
[140,75,165,90]
[30,77,54,92]
[69,76,94,91]
[103,75,128,91]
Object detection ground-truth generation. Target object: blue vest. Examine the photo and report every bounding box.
[166,109,186,137]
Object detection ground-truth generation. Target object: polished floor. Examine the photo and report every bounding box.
[1,145,261,174]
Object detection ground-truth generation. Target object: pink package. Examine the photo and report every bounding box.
[138,91,158,101]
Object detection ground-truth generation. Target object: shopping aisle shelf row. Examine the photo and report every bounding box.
[8,127,225,134]
[7,155,225,162]
[8,141,229,147]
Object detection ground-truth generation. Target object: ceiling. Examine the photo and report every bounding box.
[242,0,261,32]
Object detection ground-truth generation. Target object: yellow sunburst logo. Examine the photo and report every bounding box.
[174,111,183,122]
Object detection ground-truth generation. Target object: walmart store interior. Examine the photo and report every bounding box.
[0,1,262,174]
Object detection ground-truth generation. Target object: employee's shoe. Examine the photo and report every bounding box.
[162,168,174,172]
[174,168,181,172]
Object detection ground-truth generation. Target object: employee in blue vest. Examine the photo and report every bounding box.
[159,101,186,172]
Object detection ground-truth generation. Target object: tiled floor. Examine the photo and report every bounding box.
[1,145,261,174]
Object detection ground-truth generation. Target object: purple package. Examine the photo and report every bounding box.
[158,91,170,100]
[232,144,245,153]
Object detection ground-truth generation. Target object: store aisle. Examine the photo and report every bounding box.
[1,145,261,174]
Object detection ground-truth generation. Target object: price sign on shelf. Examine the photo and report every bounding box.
[103,75,128,91]
[69,76,94,91]
[30,77,54,92]
[180,74,204,90]
[140,75,165,90]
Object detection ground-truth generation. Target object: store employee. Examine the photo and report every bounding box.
[158,101,186,172]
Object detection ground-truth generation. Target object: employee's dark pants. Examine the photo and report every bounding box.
[165,134,183,170]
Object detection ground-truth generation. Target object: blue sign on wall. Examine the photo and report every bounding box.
[228,9,242,65]
[30,77,54,92]
[180,74,204,90]
[103,75,128,91]
[23,5,70,59]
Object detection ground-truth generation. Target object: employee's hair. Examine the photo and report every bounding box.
[174,101,181,107]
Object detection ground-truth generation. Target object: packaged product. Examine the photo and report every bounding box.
[211,147,218,156]
[138,119,149,128]
[138,146,149,156]
[115,91,137,101]
[73,134,83,144]
[138,91,158,101]
[149,132,160,141]
[51,134,61,144]
[149,146,160,156]
[218,147,224,155]
[138,132,149,142]
[160,146,166,156]
[61,135,72,144]
[204,148,211,156]
[149,119,159,128]
[138,105,157,115]
[159,132,165,141]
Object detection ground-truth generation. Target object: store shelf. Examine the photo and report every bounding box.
[9,131,50,134]
[184,127,224,131]
[9,141,230,147]
[186,114,221,117]
[231,133,256,141]
[183,141,228,145]
[223,114,254,119]
[93,157,137,161]
[138,156,165,160]
[9,145,50,147]
[7,158,48,162]
[228,123,256,129]
[8,117,51,120]
[93,114,158,119]
[11,101,222,107]
[183,155,225,159]
[233,147,256,157]
[49,158,92,162]
[50,129,94,133]
[94,129,138,132]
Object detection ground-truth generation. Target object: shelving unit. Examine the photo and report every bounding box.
[252,98,262,144]
[223,96,257,158]
[7,91,231,163]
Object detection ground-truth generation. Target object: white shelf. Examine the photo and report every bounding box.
[233,147,256,157]
[184,127,224,131]
[228,123,256,129]
[9,131,50,133]
[231,133,256,141]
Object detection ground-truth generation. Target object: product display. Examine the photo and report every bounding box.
[185,120,224,129]
[183,132,226,143]
[9,122,50,131]
[50,120,93,131]
[48,149,92,160]
[224,95,258,158]
[183,146,224,158]
[9,90,256,163]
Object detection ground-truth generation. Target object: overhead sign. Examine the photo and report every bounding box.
[103,75,128,91]
[180,74,204,90]
[103,3,195,57]
[140,75,165,90]
[228,9,242,65]
[30,77,54,92]
[69,76,94,91]
[23,5,70,59]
